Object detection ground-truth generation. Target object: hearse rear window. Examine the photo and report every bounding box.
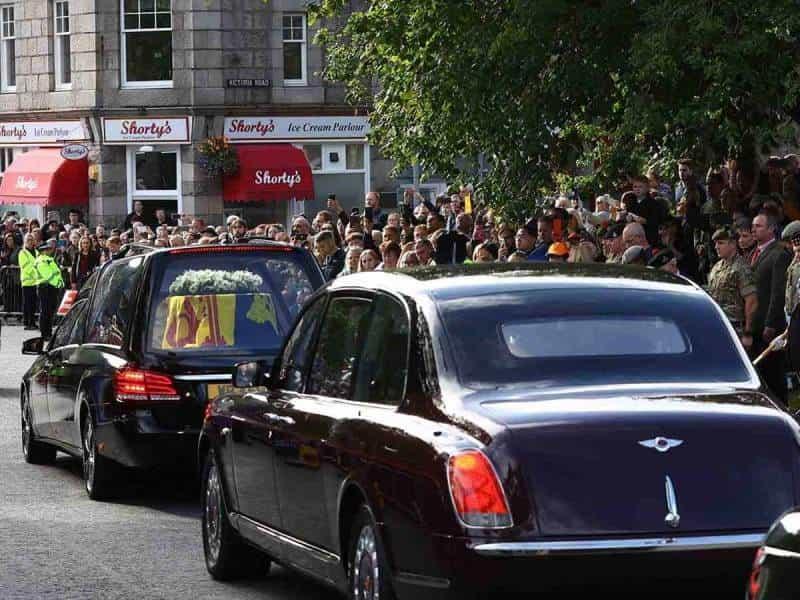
[439,288,752,389]
[147,252,314,355]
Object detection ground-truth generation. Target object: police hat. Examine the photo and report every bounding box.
[712,227,737,242]
[37,240,55,251]
[781,220,800,241]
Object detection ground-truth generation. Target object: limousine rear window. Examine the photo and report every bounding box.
[501,317,688,358]
[439,288,751,389]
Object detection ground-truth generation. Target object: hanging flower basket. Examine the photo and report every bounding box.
[198,136,239,178]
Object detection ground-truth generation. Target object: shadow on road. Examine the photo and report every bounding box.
[50,452,202,518]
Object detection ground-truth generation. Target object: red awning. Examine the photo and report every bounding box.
[0,148,89,207]
[224,143,315,203]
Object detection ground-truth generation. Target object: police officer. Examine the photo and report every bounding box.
[707,227,758,351]
[781,220,800,319]
[18,233,38,330]
[34,239,64,340]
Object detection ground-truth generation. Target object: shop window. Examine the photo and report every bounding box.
[0,147,14,175]
[121,0,172,87]
[346,144,364,170]
[301,144,322,171]
[54,1,71,89]
[1,5,15,92]
[127,146,182,216]
[282,13,307,86]
[135,150,177,191]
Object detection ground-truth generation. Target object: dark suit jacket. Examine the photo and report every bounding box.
[751,240,791,335]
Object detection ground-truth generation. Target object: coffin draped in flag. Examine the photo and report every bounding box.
[160,293,279,350]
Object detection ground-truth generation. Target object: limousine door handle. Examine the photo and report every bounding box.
[263,412,295,426]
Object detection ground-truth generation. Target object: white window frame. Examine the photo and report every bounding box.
[125,145,182,213]
[0,5,15,93]
[282,13,307,87]
[120,0,173,89]
[295,142,366,174]
[54,0,72,90]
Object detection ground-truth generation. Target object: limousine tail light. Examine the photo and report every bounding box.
[114,368,181,403]
[448,450,512,528]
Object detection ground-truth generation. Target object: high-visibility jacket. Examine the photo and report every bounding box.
[18,248,38,287]
[34,254,64,289]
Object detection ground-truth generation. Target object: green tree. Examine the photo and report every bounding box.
[312,0,800,213]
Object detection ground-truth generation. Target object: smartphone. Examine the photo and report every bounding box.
[364,206,374,221]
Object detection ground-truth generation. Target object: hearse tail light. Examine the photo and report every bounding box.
[114,368,181,403]
[448,450,512,528]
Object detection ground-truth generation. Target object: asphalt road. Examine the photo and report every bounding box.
[0,324,749,599]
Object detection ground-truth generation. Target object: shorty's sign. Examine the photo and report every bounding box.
[102,117,192,144]
[224,116,370,141]
[254,170,303,187]
[0,120,86,145]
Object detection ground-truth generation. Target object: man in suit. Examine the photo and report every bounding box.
[750,212,792,404]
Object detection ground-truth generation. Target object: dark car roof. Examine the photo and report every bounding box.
[330,263,699,301]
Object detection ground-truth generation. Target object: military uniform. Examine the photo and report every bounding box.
[781,221,800,319]
[707,255,756,333]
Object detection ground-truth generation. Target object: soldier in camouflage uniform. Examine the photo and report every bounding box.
[782,221,800,320]
[707,227,758,351]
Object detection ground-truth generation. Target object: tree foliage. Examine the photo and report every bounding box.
[311,0,800,210]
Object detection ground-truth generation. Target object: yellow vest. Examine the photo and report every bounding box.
[18,248,38,287]
[34,254,64,288]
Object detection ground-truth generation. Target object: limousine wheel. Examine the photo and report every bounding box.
[349,506,394,600]
[202,450,269,580]
[81,414,115,500]
[21,391,55,465]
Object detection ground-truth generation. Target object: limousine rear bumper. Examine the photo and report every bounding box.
[392,532,763,600]
[471,532,766,557]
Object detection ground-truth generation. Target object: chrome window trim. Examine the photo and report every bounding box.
[473,533,765,556]
[763,545,800,559]
[173,374,231,382]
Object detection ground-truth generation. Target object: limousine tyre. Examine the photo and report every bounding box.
[81,414,116,500]
[202,450,270,580]
[348,505,395,600]
[21,391,56,465]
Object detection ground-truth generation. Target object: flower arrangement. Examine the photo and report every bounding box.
[197,136,239,178]
[168,269,263,295]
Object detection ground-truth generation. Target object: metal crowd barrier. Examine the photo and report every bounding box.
[0,265,70,322]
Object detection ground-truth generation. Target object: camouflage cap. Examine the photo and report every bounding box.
[781,220,800,241]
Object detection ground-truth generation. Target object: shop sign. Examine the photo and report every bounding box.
[102,117,192,144]
[61,144,89,161]
[223,116,370,141]
[0,120,86,145]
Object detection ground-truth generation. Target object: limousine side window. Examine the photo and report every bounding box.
[353,295,410,406]
[278,296,327,392]
[307,296,372,400]
[86,258,143,346]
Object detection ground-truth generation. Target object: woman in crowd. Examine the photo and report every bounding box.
[0,232,19,266]
[70,236,100,290]
[359,249,381,272]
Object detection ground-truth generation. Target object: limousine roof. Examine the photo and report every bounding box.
[331,263,700,301]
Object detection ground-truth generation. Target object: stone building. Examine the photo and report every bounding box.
[0,0,411,228]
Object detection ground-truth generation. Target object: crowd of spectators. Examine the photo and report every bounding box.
[2,154,800,402]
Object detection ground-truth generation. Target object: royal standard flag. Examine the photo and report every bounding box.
[162,294,237,349]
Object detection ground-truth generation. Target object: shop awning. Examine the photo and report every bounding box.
[224,143,315,203]
[0,148,89,207]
